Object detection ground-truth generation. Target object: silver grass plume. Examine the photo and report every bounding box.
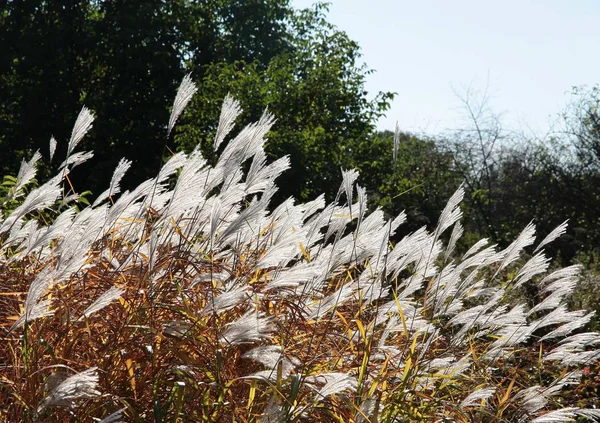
[214,94,242,150]
[94,408,125,423]
[535,219,569,253]
[393,121,400,171]
[531,408,600,423]
[436,184,464,235]
[459,386,496,408]
[340,168,359,211]
[167,73,198,137]
[49,136,57,161]
[59,150,95,170]
[444,221,463,261]
[10,150,42,201]
[0,178,62,236]
[93,158,132,207]
[497,221,536,273]
[78,286,125,320]
[66,106,94,158]
[37,367,101,413]
[305,372,357,398]
[242,346,300,381]
[220,311,275,345]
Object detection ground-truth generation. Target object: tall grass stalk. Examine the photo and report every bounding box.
[1,76,599,422]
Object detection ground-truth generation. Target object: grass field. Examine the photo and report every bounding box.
[1,76,599,422]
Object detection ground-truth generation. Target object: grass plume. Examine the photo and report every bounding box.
[1,76,599,422]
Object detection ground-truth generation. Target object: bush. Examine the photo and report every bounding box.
[1,77,600,422]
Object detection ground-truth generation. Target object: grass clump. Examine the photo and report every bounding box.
[1,76,600,422]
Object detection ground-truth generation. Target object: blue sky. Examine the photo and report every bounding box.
[293,0,600,136]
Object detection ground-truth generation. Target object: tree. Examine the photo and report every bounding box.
[175,4,393,203]
[350,130,460,235]
[439,84,600,261]
[440,83,506,243]
[82,0,188,190]
[0,0,96,178]
[2,1,392,203]
[562,85,600,171]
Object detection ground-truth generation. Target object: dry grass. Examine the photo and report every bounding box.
[1,77,600,423]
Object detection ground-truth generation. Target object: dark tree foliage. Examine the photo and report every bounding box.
[0,0,97,176]
[175,4,393,203]
[1,1,392,201]
[84,0,186,189]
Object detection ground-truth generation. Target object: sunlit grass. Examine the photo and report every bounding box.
[1,77,599,422]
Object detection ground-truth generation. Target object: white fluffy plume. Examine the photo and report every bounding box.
[67,106,94,157]
[167,73,198,137]
[37,367,101,413]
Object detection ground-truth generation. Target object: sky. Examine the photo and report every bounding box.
[292,0,600,136]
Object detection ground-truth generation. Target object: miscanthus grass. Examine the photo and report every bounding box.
[1,77,599,422]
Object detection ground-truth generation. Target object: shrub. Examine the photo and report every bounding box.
[1,76,600,422]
